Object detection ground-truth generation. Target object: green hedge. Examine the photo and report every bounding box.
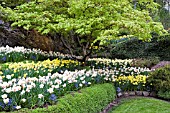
[147,65,170,99]
[12,83,116,113]
[98,34,170,61]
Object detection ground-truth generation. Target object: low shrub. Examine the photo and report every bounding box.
[110,38,146,59]
[13,83,116,113]
[98,35,170,61]
[147,65,170,99]
[144,35,170,61]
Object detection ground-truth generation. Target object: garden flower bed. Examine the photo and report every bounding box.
[0,46,154,112]
[0,68,120,111]
[11,83,116,113]
[0,45,82,62]
[0,58,79,79]
[115,74,149,92]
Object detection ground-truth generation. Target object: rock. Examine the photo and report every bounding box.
[135,91,143,96]
[0,20,59,52]
[117,92,123,97]
[123,92,129,97]
[129,91,136,96]
[25,30,55,51]
[110,103,118,106]
[0,20,21,47]
[149,91,157,97]
[142,91,150,96]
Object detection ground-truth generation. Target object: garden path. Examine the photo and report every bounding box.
[151,61,170,70]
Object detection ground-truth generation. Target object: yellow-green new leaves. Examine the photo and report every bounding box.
[0,0,167,46]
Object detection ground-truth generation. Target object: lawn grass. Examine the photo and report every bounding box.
[110,97,170,113]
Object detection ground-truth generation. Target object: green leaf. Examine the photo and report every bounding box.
[42,29,50,34]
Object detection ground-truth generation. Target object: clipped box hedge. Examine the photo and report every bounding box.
[13,83,116,113]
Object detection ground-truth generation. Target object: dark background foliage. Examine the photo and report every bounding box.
[96,34,170,61]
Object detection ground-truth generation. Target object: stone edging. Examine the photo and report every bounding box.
[100,91,157,113]
[117,91,156,97]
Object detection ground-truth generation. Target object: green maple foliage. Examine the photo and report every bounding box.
[0,0,168,61]
[0,0,33,8]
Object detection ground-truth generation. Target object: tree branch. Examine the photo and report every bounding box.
[59,34,74,56]
[77,36,83,46]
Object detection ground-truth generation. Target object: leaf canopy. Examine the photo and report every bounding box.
[0,0,167,45]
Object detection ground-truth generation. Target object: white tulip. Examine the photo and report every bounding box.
[82,80,86,84]
[39,84,44,88]
[5,88,12,93]
[38,94,44,99]
[20,90,25,95]
[47,88,54,93]
[54,85,59,89]
[88,82,91,85]
[16,106,21,109]
[62,83,66,88]
[3,98,9,104]
[6,75,11,80]
[21,98,26,103]
[1,94,7,99]
[79,84,83,87]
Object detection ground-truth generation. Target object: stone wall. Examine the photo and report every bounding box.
[0,19,65,52]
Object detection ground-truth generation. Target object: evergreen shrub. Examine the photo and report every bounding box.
[147,65,170,99]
